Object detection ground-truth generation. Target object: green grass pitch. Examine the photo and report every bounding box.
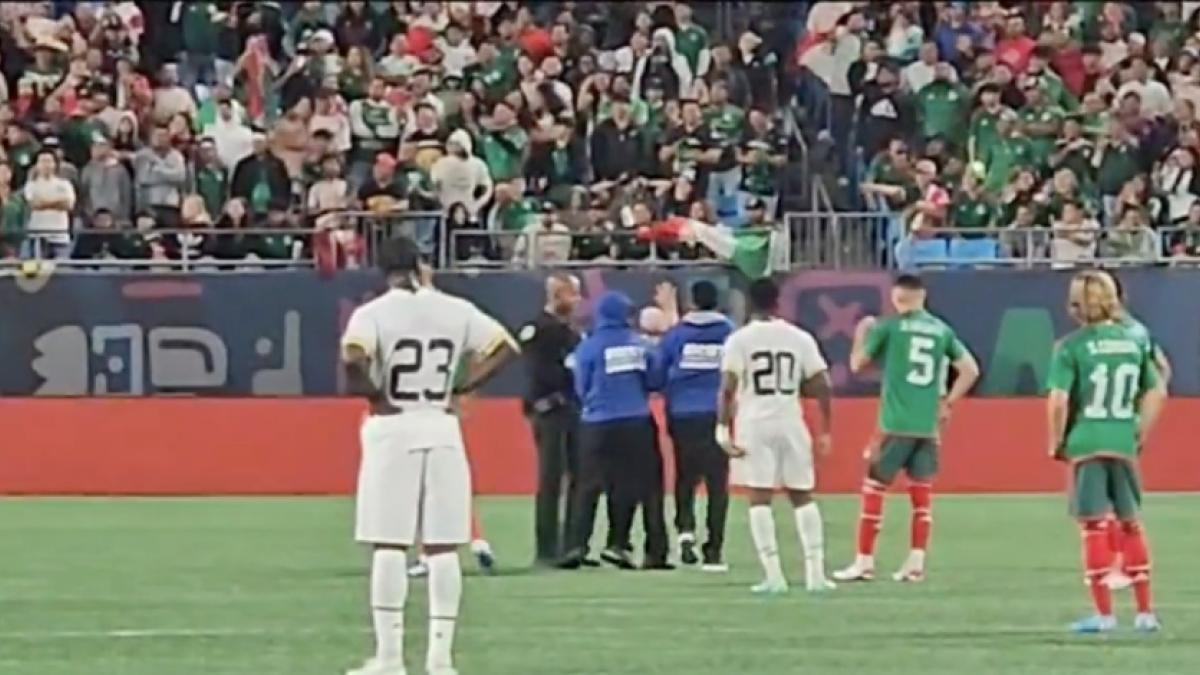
[3,495,1199,675]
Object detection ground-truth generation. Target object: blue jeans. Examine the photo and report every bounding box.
[21,238,72,260]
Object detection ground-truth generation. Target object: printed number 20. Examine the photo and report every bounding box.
[906,336,936,386]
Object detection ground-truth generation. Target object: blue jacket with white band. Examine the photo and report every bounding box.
[573,292,663,424]
[658,311,734,418]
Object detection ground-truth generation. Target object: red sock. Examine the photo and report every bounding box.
[1081,520,1114,616]
[1120,520,1153,613]
[1106,515,1125,560]
[470,509,484,541]
[909,481,933,552]
[856,478,886,558]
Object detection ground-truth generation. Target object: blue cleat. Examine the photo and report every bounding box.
[1070,615,1117,634]
[1134,613,1162,633]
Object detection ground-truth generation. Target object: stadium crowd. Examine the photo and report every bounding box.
[797,1,1200,264]
[0,0,801,268]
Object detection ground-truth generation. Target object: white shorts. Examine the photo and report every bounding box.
[731,421,815,491]
[355,414,472,546]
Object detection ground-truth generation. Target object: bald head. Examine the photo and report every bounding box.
[545,273,581,318]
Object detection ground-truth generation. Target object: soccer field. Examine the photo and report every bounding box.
[3,495,1198,675]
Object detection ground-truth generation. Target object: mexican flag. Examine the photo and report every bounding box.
[650,216,784,279]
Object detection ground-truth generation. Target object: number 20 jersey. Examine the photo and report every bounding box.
[1047,322,1159,461]
[341,286,514,419]
[863,310,967,438]
[721,318,829,428]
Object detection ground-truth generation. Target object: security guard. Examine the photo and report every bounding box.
[519,273,584,566]
[564,290,672,570]
[658,280,734,570]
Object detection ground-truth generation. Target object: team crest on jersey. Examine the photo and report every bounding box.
[604,345,646,374]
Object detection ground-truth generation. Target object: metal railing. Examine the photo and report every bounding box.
[786,211,896,268]
[0,211,445,273]
[448,226,790,271]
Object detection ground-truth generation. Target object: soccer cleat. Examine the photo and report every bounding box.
[1103,570,1133,590]
[892,550,926,583]
[407,558,429,578]
[679,536,699,566]
[1134,613,1162,633]
[345,658,407,675]
[805,576,837,592]
[1069,615,1117,634]
[751,579,789,595]
[832,560,875,582]
[601,547,637,570]
[471,539,496,575]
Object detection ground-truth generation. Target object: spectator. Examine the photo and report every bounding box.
[918,63,970,152]
[479,101,530,195]
[23,149,76,259]
[1101,206,1158,260]
[1002,202,1048,261]
[230,129,291,221]
[856,65,914,160]
[982,109,1034,193]
[591,95,647,183]
[1168,201,1200,257]
[903,41,942,94]
[1155,146,1200,224]
[358,152,407,212]
[0,162,27,258]
[1051,200,1099,266]
[348,76,401,189]
[514,201,572,267]
[949,168,996,237]
[133,125,187,226]
[203,95,254,172]
[738,108,786,217]
[886,8,925,64]
[193,138,229,227]
[79,134,133,226]
[431,130,492,221]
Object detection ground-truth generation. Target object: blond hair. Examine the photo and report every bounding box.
[1069,270,1120,324]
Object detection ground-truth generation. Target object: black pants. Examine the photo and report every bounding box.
[569,418,668,563]
[529,406,580,562]
[669,414,729,558]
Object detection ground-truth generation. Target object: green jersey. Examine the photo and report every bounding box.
[864,310,968,437]
[1047,322,1159,461]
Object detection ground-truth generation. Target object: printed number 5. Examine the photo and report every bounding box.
[907,336,936,386]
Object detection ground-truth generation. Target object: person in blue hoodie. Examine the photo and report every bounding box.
[658,280,735,571]
[561,290,672,570]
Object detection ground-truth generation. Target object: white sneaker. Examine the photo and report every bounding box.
[751,579,789,595]
[892,550,926,583]
[1103,570,1133,590]
[346,658,406,675]
[700,562,730,573]
[832,559,875,582]
[805,576,837,592]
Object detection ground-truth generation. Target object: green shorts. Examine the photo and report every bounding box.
[870,435,938,484]
[1070,458,1142,521]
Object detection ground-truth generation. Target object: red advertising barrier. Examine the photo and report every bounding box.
[2,398,1198,495]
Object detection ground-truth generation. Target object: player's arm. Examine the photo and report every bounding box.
[1136,354,1167,452]
[944,339,980,409]
[1045,344,1074,461]
[456,307,521,396]
[849,316,881,373]
[716,336,744,457]
[340,307,391,413]
[1152,345,1172,386]
[800,369,833,456]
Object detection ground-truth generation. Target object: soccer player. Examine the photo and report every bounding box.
[1046,270,1166,633]
[716,278,836,593]
[1103,273,1170,591]
[341,236,519,675]
[833,274,979,583]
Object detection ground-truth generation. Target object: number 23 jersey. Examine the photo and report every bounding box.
[341,287,515,417]
[1046,322,1158,461]
[863,310,968,438]
[721,318,828,428]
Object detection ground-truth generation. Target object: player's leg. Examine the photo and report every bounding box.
[734,429,787,593]
[669,416,702,565]
[780,425,833,591]
[700,416,731,572]
[1069,460,1118,633]
[834,434,905,582]
[469,508,496,574]
[350,424,421,675]
[894,439,938,582]
[1103,511,1131,590]
[1111,460,1159,631]
[420,446,475,675]
[600,422,639,569]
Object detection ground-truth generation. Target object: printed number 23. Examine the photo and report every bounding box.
[906,336,936,386]
[388,338,456,402]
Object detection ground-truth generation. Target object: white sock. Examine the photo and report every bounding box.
[906,549,927,569]
[370,548,408,665]
[748,505,785,584]
[425,551,463,671]
[794,503,827,582]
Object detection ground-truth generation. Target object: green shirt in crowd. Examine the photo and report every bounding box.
[969,109,1003,163]
[983,136,1035,193]
[918,80,970,147]
[949,191,996,233]
[195,165,228,222]
[673,24,709,77]
[1095,141,1141,196]
[1019,103,1064,169]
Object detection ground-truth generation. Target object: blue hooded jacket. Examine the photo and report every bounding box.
[573,292,662,424]
[659,311,734,418]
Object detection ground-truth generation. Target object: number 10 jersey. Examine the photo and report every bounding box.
[721,318,829,429]
[862,310,968,438]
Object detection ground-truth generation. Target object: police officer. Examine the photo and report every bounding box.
[658,281,734,570]
[519,273,583,566]
[563,290,672,570]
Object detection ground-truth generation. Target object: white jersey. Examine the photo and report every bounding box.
[721,318,828,428]
[341,285,514,423]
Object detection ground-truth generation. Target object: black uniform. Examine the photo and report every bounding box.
[518,310,581,564]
